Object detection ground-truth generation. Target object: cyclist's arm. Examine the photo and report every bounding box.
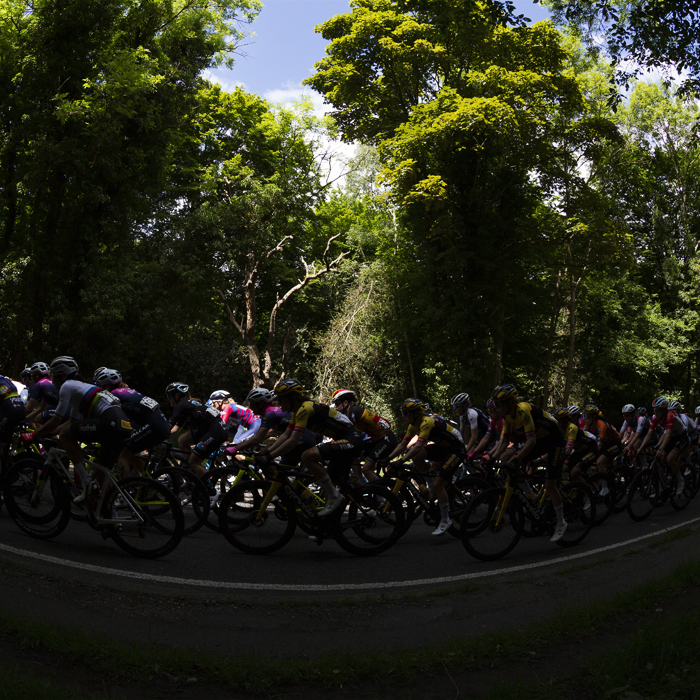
[465,425,478,453]
[267,426,300,457]
[235,425,271,451]
[26,400,48,422]
[471,432,491,457]
[32,413,62,440]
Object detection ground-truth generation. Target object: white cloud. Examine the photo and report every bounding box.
[263,81,328,117]
[202,68,248,93]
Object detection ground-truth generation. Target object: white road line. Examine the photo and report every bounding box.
[1,516,699,592]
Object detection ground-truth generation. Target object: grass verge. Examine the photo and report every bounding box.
[3,557,700,695]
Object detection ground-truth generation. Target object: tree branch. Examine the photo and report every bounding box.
[265,235,293,259]
[215,288,245,337]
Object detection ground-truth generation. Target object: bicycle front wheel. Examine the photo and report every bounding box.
[152,466,209,536]
[627,469,657,522]
[555,481,594,547]
[670,462,697,510]
[461,488,524,562]
[204,466,248,532]
[447,476,487,538]
[3,459,71,538]
[103,477,184,559]
[333,484,405,556]
[218,481,296,554]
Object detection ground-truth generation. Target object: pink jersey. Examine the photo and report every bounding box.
[221,403,258,429]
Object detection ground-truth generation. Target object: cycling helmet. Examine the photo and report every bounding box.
[246,388,275,404]
[30,362,50,377]
[582,403,600,417]
[568,405,581,416]
[695,405,700,416]
[49,356,79,378]
[400,398,426,412]
[21,367,32,381]
[553,406,571,420]
[637,406,647,416]
[165,382,189,397]
[332,389,355,404]
[209,390,231,401]
[652,397,669,410]
[669,400,682,412]
[274,379,304,396]
[621,403,636,415]
[492,384,518,402]
[450,392,470,407]
[94,367,121,387]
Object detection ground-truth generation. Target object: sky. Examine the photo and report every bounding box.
[208,0,553,110]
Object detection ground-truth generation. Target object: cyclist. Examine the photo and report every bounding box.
[331,389,397,482]
[25,362,59,426]
[451,393,489,454]
[210,390,261,444]
[166,382,228,489]
[669,401,697,451]
[30,357,132,503]
[637,397,688,495]
[581,404,620,496]
[228,387,317,458]
[620,404,650,454]
[553,406,596,482]
[469,399,502,460]
[94,368,170,477]
[0,374,27,477]
[384,398,465,536]
[261,379,364,516]
[489,384,568,542]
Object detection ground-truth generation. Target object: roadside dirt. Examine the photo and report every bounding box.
[1,525,699,698]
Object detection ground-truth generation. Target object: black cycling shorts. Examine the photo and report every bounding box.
[523,434,566,480]
[317,438,363,483]
[0,398,26,443]
[362,432,398,464]
[125,412,171,454]
[667,433,690,456]
[69,406,132,466]
[191,419,228,459]
[426,442,464,480]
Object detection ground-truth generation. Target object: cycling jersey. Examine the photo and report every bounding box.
[110,387,161,424]
[459,408,489,436]
[221,403,258,430]
[678,413,698,440]
[565,423,596,452]
[0,376,26,442]
[289,401,359,441]
[0,376,19,401]
[28,378,59,407]
[260,406,292,432]
[170,399,224,433]
[650,411,686,437]
[620,415,650,439]
[55,380,123,421]
[345,405,391,440]
[587,418,620,444]
[404,415,462,447]
[485,417,503,438]
[501,403,558,442]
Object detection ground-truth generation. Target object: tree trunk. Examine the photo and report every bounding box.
[562,274,577,405]
[542,268,563,405]
[494,303,505,386]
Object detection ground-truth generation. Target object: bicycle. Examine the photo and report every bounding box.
[217,463,405,556]
[3,443,185,558]
[626,453,696,522]
[460,462,595,561]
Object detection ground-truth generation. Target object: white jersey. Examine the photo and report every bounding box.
[55,380,121,421]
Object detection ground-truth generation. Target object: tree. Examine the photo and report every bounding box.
[547,0,700,96]
[0,0,260,373]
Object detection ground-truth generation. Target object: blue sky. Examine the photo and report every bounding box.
[210,0,553,102]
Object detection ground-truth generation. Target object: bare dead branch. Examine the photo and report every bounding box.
[265,235,293,260]
[215,289,245,337]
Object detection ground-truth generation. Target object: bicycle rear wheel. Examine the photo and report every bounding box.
[218,481,296,554]
[461,488,524,561]
[152,466,209,536]
[627,469,658,521]
[587,472,614,526]
[555,481,594,547]
[3,459,71,539]
[103,477,184,559]
[204,466,248,532]
[670,461,697,511]
[447,476,487,538]
[333,484,405,556]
